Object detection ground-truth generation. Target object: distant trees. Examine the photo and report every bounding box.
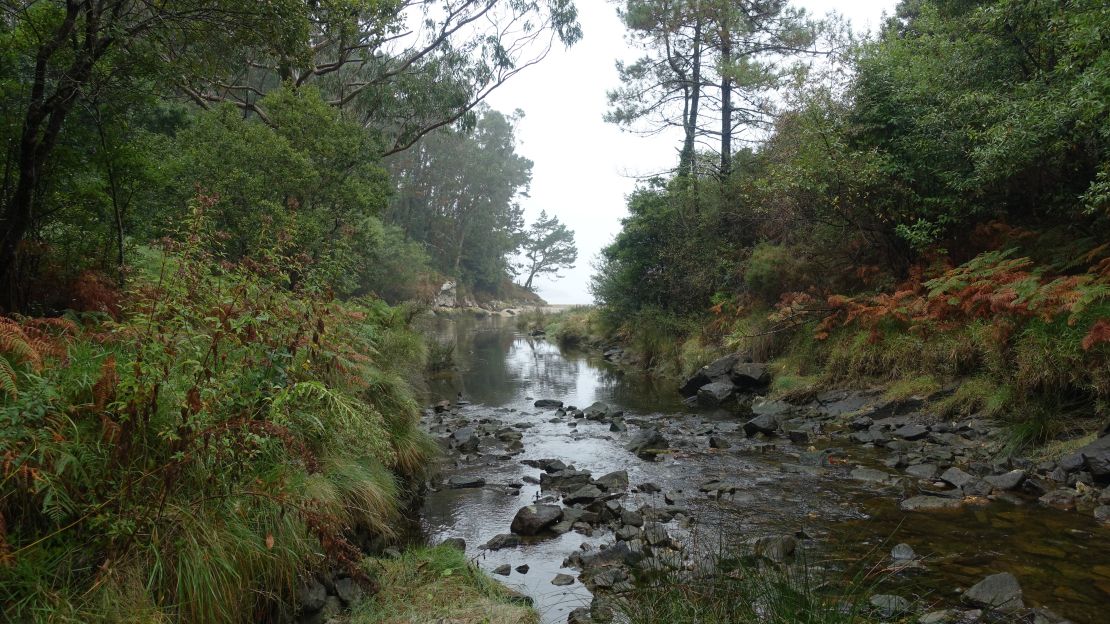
[606,0,819,178]
[520,210,578,290]
[386,108,533,293]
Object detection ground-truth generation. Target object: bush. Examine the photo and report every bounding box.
[0,202,435,622]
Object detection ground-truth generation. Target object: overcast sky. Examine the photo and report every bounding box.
[486,0,898,304]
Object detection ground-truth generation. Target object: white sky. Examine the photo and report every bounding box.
[487,0,898,304]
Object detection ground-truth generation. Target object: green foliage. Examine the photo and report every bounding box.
[616,549,879,624]
[386,108,534,294]
[350,545,539,624]
[0,207,435,622]
[520,210,578,290]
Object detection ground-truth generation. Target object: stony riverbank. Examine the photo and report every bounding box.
[422,372,1110,624]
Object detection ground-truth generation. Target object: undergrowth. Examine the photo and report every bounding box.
[615,551,884,624]
[0,198,436,622]
[350,545,537,624]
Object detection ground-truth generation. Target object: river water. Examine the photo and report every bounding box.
[418,313,1110,624]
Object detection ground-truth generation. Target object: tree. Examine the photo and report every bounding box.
[607,0,819,178]
[386,107,532,292]
[520,210,577,290]
[0,0,317,309]
[187,0,582,156]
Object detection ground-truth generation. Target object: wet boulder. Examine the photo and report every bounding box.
[534,399,564,408]
[451,427,479,453]
[627,428,668,458]
[583,401,611,421]
[564,485,605,505]
[963,572,1024,612]
[540,468,593,490]
[440,537,466,551]
[679,353,743,397]
[594,470,629,492]
[445,475,486,489]
[985,469,1026,491]
[709,435,731,449]
[482,533,522,550]
[743,413,779,437]
[1059,434,1110,482]
[730,362,771,389]
[750,535,796,562]
[869,595,910,618]
[939,466,975,489]
[510,504,564,535]
[697,380,736,407]
[893,424,929,441]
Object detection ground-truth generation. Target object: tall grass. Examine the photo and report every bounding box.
[615,551,883,624]
[0,209,436,622]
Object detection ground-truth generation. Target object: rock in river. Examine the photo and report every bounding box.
[482,533,522,550]
[564,484,605,505]
[492,564,511,576]
[445,475,485,489]
[869,594,911,618]
[510,504,563,535]
[583,401,610,420]
[534,399,564,408]
[984,469,1026,491]
[594,470,629,491]
[963,572,1024,612]
[552,573,575,586]
[697,380,735,407]
[900,495,963,512]
[743,413,779,437]
[627,428,668,456]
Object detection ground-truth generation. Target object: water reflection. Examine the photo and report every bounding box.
[417,312,1110,624]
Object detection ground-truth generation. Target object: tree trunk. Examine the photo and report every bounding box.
[719,25,733,179]
[679,12,703,178]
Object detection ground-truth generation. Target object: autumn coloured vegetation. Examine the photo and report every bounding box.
[584,0,1108,448]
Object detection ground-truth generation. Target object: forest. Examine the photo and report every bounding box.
[588,0,1109,448]
[0,1,579,622]
[2,0,1109,623]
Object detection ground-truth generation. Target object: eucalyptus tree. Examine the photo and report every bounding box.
[186,0,582,156]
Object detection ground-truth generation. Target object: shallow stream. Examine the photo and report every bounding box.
[418,314,1110,624]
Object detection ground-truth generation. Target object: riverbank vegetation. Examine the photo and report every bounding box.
[351,545,538,624]
[588,0,1109,451]
[0,1,582,621]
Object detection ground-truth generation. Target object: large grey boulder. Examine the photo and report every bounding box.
[298,578,327,613]
[963,572,1024,612]
[451,427,479,453]
[984,470,1026,491]
[534,399,564,408]
[697,380,736,407]
[627,428,668,454]
[445,475,486,489]
[730,362,771,389]
[583,401,610,420]
[679,353,742,397]
[743,413,779,437]
[510,504,563,535]
[594,470,629,491]
[939,466,975,489]
[1060,435,1110,482]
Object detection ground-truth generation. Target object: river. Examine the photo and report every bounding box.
[418,312,1110,624]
